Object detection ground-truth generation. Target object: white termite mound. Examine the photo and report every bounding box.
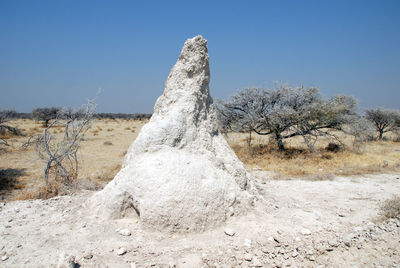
[91,35,257,231]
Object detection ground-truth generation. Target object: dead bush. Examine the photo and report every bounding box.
[381,195,400,219]
[325,143,341,152]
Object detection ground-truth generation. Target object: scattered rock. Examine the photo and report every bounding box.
[253,256,262,267]
[117,248,127,256]
[224,228,235,236]
[83,253,93,260]
[1,255,8,261]
[244,253,253,261]
[301,229,311,236]
[292,250,299,258]
[57,252,76,268]
[328,238,339,247]
[244,239,252,247]
[119,229,132,236]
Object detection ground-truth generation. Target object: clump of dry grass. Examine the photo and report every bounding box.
[380,196,400,219]
[14,178,102,200]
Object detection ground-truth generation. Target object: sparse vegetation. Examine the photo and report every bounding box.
[0,109,23,148]
[217,84,358,151]
[33,100,96,186]
[366,108,400,140]
[32,107,60,127]
[381,195,400,219]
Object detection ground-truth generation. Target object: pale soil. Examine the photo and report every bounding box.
[1,172,399,267]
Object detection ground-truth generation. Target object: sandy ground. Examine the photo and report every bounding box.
[1,172,399,267]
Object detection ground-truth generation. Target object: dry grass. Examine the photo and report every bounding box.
[2,118,400,200]
[0,118,147,201]
[380,196,400,219]
[227,132,400,179]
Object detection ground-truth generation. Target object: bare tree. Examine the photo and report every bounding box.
[0,110,22,148]
[32,107,60,127]
[34,100,96,185]
[216,88,261,148]
[365,108,400,140]
[217,84,357,151]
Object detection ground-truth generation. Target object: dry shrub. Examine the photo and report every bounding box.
[125,127,131,130]
[325,143,341,152]
[103,141,113,146]
[381,196,400,219]
[0,168,26,191]
[107,128,114,132]
[14,178,102,200]
[15,181,67,200]
[131,129,136,133]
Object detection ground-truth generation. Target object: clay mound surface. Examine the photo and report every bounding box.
[91,35,256,231]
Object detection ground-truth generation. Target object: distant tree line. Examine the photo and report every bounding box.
[94,113,152,120]
[0,109,152,122]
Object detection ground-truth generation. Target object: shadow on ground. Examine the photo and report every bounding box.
[0,168,26,192]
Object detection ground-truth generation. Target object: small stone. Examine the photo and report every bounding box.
[244,253,253,261]
[117,248,127,255]
[83,253,93,259]
[343,238,351,247]
[2,255,8,261]
[273,236,280,243]
[370,233,378,241]
[244,239,252,247]
[224,228,235,236]
[57,252,76,268]
[130,263,137,268]
[283,254,289,260]
[292,250,298,258]
[253,256,262,267]
[328,238,339,247]
[301,229,311,236]
[119,229,131,236]
[309,255,315,261]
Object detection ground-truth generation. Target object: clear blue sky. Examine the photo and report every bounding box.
[1,0,399,113]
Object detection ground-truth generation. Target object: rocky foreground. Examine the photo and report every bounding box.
[1,173,399,267]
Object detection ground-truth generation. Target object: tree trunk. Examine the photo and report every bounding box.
[378,130,384,140]
[275,132,285,151]
[247,130,252,149]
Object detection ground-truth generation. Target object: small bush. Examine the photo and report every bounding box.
[381,195,400,219]
[103,141,113,146]
[326,143,341,152]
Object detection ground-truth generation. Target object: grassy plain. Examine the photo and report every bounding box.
[1,119,400,200]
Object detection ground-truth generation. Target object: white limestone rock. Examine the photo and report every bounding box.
[91,35,256,232]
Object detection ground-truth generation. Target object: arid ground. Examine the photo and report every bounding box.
[1,119,400,267]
